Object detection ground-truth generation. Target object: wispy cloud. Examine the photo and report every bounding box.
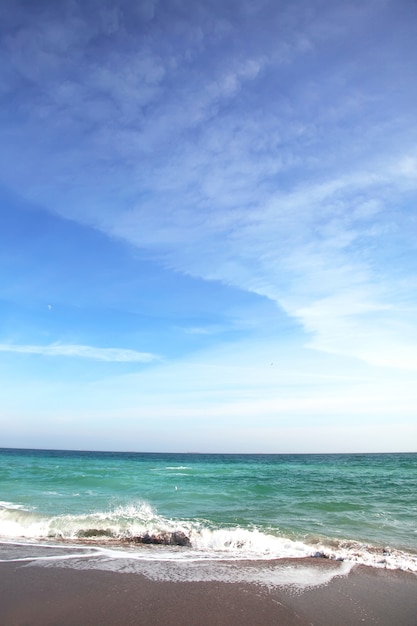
[2,1,417,376]
[117,155,417,371]
[0,343,158,363]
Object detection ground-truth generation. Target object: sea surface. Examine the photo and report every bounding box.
[1,448,416,577]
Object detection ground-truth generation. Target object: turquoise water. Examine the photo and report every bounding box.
[1,449,416,571]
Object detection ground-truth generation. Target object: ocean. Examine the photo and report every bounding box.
[1,448,416,577]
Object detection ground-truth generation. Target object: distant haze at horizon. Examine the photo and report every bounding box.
[1,0,417,453]
[1,448,417,456]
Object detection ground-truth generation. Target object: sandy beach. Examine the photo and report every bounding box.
[1,558,417,626]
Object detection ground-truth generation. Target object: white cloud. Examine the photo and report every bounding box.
[0,343,158,363]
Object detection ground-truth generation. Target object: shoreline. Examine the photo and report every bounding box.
[1,534,416,573]
[1,556,416,625]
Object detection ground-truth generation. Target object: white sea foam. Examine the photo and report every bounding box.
[0,541,355,591]
[1,502,416,572]
[0,501,28,511]
[39,551,355,591]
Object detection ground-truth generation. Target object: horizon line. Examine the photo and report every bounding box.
[1,447,416,456]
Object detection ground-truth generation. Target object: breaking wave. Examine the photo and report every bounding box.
[1,501,416,572]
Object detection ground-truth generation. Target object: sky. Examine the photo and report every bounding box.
[1,0,417,453]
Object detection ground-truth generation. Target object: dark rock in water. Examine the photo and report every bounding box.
[138,533,157,544]
[129,531,191,547]
[77,528,113,538]
[312,551,330,559]
[170,531,191,546]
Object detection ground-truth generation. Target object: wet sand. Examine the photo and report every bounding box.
[1,559,417,626]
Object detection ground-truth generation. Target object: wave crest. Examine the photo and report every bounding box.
[1,502,416,571]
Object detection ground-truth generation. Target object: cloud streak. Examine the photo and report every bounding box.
[0,343,158,363]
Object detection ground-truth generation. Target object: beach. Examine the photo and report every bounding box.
[1,557,417,626]
[1,450,416,624]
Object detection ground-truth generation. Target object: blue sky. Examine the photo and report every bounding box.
[1,0,416,453]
